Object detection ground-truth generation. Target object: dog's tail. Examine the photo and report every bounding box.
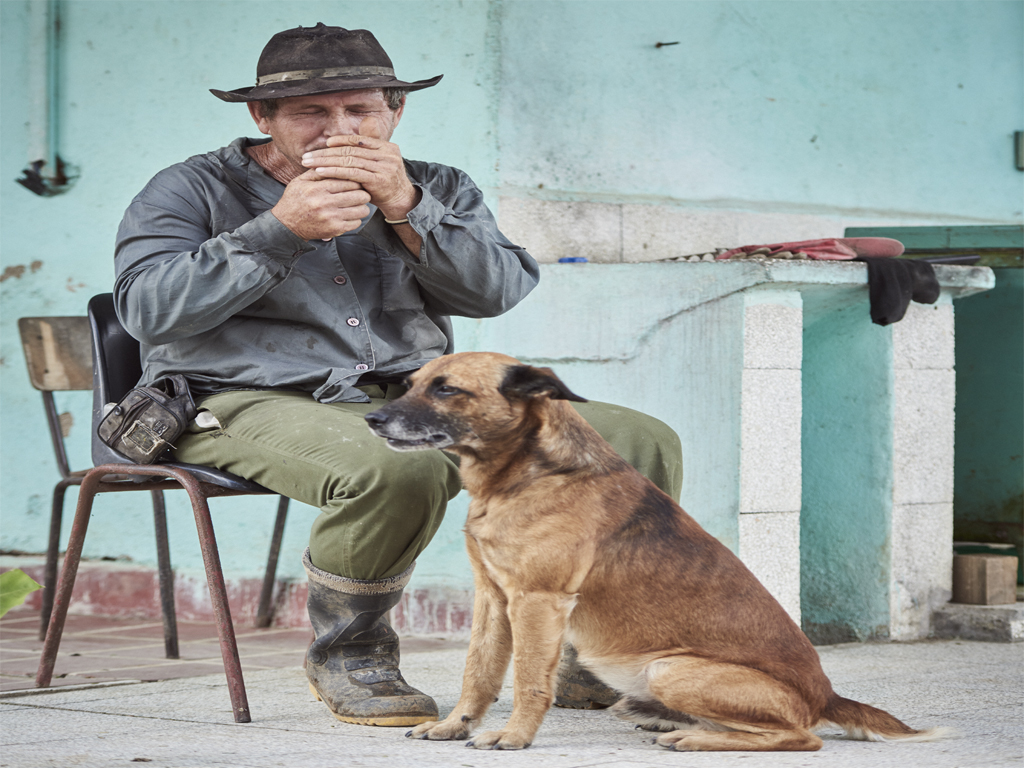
[818,694,957,743]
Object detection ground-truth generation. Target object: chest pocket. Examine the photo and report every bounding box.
[378,249,425,311]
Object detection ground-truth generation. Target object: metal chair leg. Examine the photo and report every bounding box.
[151,489,179,659]
[182,482,251,724]
[36,471,101,688]
[39,480,70,640]
[255,496,289,628]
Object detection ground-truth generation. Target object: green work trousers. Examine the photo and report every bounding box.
[174,386,682,581]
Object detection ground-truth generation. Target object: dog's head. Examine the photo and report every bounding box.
[364,352,586,455]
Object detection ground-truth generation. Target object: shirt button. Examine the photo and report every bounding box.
[355,364,369,371]
[347,317,360,327]
[333,275,347,285]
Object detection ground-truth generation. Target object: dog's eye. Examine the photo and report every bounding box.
[435,385,461,397]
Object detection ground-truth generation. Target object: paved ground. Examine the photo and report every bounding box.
[0,609,314,693]
[1,607,1020,768]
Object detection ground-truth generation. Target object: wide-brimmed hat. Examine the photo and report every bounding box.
[210,23,442,103]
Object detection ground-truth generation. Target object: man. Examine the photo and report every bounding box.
[114,23,682,727]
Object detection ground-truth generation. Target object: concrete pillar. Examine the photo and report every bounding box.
[890,300,956,638]
[737,292,803,625]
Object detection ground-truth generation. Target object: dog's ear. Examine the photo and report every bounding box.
[499,365,588,403]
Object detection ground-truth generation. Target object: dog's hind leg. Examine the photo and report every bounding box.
[610,695,702,732]
[645,655,823,752]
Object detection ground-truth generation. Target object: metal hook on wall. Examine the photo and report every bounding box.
[17,0,77,197]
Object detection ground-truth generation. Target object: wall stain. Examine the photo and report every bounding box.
[1,266,25,282]
[0,261,43,282]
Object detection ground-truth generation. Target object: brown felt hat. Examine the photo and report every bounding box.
[210,23,442,103]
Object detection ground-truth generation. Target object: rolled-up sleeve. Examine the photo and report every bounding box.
[358,161,540,318]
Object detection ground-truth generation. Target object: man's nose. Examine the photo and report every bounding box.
[324,110,360,136]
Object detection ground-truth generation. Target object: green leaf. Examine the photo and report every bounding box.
[0,569,43,618]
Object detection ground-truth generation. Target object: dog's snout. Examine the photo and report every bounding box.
[364,411,389,428]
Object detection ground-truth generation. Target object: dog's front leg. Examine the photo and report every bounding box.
[466,590,574,750]
[408,538,513,742]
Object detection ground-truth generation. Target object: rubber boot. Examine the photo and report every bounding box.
[553,644,620,709]
[303,549,438,726]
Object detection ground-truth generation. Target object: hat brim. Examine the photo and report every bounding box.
[211,73,443,103]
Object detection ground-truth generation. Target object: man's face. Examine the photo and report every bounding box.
[248,89,403,175]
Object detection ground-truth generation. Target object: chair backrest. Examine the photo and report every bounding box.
[88,293,145,466]
[18,316,93,478]
[84,293,265,491]
[18,317,93,393]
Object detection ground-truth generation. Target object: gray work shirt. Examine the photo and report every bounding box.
[114,137,540,403]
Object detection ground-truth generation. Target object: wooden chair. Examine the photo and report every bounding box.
[21,294,292,723]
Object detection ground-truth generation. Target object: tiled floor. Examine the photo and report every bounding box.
[0,606,312,693]
[0,606,458,695]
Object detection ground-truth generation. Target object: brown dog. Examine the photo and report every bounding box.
[364,351,947,752]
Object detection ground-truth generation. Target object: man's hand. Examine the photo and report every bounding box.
[301,118,421,223]
[271,173,372,241]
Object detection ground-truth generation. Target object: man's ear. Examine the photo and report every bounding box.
[248,102,271,135]
[392,98,405,130]
[499,365,588,402]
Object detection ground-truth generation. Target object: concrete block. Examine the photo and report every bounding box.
[952,554,1019,605]
[890,502,954,640]
[497,197,622,263]
[893,368,955,505]
[738,511,801,625]
[498,199,863,265]
[892,301,955,370]
[621,205,735,262]
[740,369,802,513]
[743,302,803,370]
[932,602,1024,642]
[620,204,849,262]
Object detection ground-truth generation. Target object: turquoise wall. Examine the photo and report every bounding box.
[496,0,1023,221]
[952,268,1024,574]
[801,289,895,642]
[2,0,1021,588]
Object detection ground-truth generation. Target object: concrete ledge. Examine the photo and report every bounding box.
[932,601,1024,642]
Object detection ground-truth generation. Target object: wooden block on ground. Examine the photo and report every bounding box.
[952,554,1019,605]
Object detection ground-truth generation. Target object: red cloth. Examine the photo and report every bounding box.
[717,237,904,261]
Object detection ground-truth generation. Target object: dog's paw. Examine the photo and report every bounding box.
[465,729,532,750]
[406,717,472,741]
[654,730,704,751]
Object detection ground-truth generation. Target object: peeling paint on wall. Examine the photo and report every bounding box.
[0,261,43,282]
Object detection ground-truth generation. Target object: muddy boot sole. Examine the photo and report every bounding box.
[308,682,437,727]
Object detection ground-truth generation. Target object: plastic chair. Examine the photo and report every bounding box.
[27,294,292,723]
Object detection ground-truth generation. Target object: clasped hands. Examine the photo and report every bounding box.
[272,119,419,242]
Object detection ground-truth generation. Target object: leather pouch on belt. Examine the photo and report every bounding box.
[97,374,197,464]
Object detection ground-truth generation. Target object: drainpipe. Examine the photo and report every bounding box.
[17,0,75,196]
